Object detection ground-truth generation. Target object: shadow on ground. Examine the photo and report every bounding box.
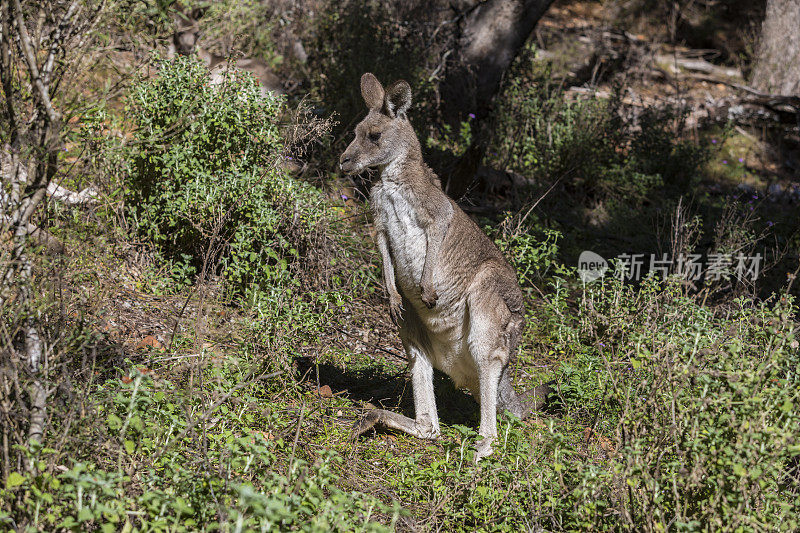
[295,356,480,427]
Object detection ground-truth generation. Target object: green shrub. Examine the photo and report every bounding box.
[549,273,800,530]
[493,216,563,289]
[181,0,281,68]
[307,0,435,143]
[125,55,327,294]
[479,225,800,530]
[609,291,800,530]
[491,59,709,201]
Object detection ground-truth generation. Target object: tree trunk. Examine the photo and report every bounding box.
[438,0,555,198]
[751,0,800,96]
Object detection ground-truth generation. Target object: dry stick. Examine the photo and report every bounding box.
[39,1,80,87]
[0,4,18,136]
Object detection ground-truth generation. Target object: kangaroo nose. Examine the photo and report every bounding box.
[339,155,351,169]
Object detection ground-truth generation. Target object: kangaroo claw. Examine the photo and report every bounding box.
[389,295,404,324]
[420,286,438,308]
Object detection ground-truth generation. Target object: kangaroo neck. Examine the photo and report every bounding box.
[380,148,423,185]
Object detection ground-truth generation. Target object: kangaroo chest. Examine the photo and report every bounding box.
[371,179,475,389]
[371,180,427,292]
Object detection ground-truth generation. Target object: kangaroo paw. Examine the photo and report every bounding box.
[420,286,438,308]
[388,295,404,325]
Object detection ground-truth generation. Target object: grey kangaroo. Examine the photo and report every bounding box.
[340,73,550,459]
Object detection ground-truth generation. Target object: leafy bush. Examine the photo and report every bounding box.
[182,0,282,68]
[437,225,800,530]
[535,271,800,530]
[492,59,709,201]
[307,0,435,142]
[493,216,564,289]
[609,290,800,530]
[125,55,327,293]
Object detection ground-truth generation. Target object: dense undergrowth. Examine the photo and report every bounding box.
[2,2,800,532]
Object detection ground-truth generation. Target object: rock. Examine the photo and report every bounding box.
[136,335,162,350]
[767,182,784,202]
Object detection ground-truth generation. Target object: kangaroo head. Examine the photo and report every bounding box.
[339,73,416,175]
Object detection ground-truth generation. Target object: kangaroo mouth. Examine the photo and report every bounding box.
[339,160,360,175]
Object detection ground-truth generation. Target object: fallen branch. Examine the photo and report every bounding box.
[680,72,800,113]
[47,180,98,205]
[3,149,99,207]
[655,53,742,79]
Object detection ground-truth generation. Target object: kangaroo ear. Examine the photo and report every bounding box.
[361,73,385,110]
[384,80,412,118]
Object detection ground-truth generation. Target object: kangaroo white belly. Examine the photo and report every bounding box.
[372,178,476,391]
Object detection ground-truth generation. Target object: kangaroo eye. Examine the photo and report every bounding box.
[368,132,381,143]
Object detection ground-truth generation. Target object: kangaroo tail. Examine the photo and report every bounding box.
[517,381,555,419]
[497,364,555,419]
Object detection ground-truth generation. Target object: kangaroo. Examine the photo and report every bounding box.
[340,73,550,459]
[169,9,284,96]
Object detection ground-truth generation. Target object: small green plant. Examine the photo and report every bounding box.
[426,118,474,157]
[1,363,399,531]
[494,217,563,288]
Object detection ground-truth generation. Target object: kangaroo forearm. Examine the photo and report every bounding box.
[420,242,438,286]
[420,208,451,288]
[383,256,398,296]
[377,231,399,296]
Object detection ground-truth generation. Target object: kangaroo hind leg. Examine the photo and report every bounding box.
[467,280,524,460]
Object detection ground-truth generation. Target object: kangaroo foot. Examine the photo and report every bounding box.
[351,409,440,441]
[475,436,495,462]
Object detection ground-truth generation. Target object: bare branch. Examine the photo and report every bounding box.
[41,1,80,87]
[27,381,47,444]
[10,0,59,123]
[47,181,99,205]
[0,1,18,138]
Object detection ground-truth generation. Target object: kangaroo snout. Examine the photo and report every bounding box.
[339,149,357,174]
